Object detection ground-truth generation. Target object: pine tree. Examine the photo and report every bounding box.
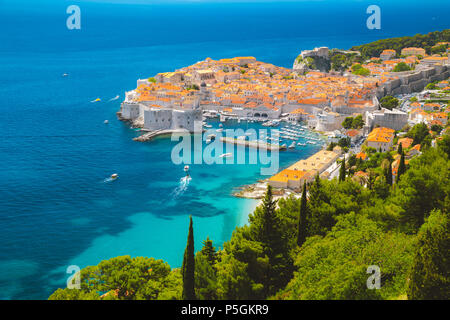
[339,156,346,182]
[182,216,195,300]
[397,151,406,182]
[309,173,327,207]
[248,185,293,297]
[297,182,309,247]
[256,185,278,245]
[200,236,217,267]
[385,161,393,186]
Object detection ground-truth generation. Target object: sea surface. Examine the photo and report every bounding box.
[0,0,449,299]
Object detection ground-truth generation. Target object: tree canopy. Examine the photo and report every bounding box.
[407,209,449,300]
[393,62,412,72]
[351,30,450,58]
[48,256,182,300]
[380,96,399,110]
[278,213,415,300]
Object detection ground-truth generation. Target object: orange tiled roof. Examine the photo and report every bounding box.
[398,137,413,149]
[356,152,367,160]
[367,127,395,143]
[269,169,307,183]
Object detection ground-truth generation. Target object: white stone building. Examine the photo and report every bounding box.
[365,108,408,132]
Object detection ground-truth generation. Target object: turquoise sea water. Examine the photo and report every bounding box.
[0,0,449,299]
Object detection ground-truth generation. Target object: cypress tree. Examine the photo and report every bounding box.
[397,151,406,182]
[385,161,393,186]
[182,216,195,300]
[339,156,346,182]
[297,182,308,247]
[397,142,403,155]
[314,173,321,188]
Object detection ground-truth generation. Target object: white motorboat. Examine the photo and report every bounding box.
[219,153,233,158]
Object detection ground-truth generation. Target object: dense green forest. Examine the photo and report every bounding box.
[49,128,450,300]
[351,29,450,59]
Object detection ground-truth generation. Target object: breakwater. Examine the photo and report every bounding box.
[220,137,287,151]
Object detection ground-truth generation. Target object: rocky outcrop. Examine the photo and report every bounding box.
[293,47,331,74]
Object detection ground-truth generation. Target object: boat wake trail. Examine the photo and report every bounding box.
[172,176,192,199]
[103,176,118,183]
[109,95,120,101]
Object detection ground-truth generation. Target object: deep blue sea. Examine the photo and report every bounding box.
[0,0,449,299]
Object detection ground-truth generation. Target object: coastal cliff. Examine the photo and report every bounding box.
[293,47,331,74]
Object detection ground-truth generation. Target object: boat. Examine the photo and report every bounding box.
[219,153,233,158]
[216,128,223,133]
[288,142,296,149]
[91,98,101,103]
[111,174,119,180]
[62,73,69,77]
[219,123,223,128]
[184,165,190,172]
[204,124,212,128]
[104,120,109,124]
